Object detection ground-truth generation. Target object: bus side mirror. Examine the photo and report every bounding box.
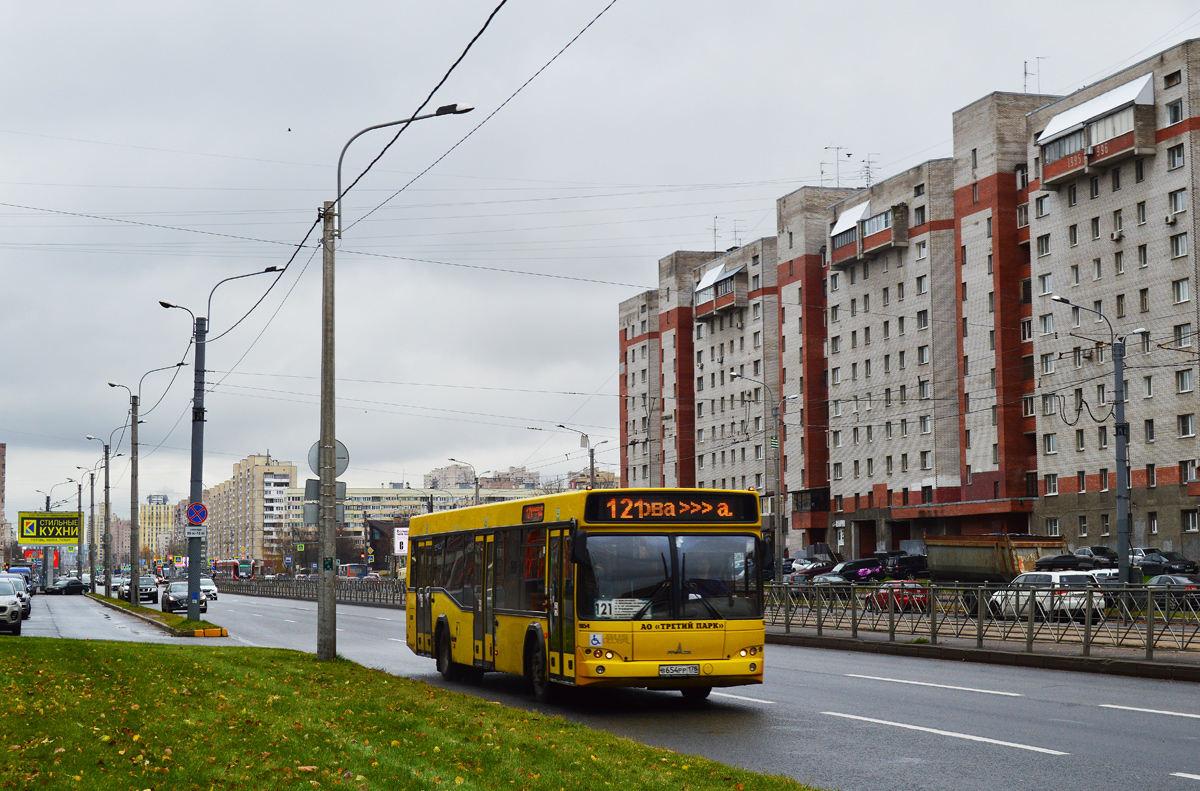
[570,531,588,565]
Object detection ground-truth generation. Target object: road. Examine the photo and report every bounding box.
[19,592,1200,791]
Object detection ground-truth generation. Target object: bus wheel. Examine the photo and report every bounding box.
[528,637,554,703]
[681,686,711,702]
[437,632,462,682]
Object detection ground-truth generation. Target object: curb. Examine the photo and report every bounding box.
[87,594,227,638]
[766,631,1200,682]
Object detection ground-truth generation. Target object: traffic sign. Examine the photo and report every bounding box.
[308,439,349,478]
[186,503,208,525]
[297,543,305,552]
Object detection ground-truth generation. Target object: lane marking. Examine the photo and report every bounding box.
[846,674,1023,697]
[387,638,405,643]
[711,691,775,704]
[282,619,297,623]
[822,712,1069,755]
[1101,704,1200,720]
[374,617,393,621]
[1172,773,1200,781]
[251,613,263,617]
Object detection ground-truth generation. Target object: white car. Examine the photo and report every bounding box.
[200,578,218,601]
[990,571,1105,620]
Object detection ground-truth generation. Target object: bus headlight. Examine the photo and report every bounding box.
[596,666,606,675]
[740,649,747,657]
[749,663,757,672]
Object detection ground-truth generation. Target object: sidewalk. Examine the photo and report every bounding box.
[766,622,1200,682]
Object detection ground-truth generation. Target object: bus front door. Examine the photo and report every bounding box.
[547,526,575,683]
[473,534,496,670]
[414,540,434,656]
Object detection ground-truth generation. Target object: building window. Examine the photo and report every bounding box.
[1041,353,1055,374]
[1170,188,1187,214]
[1178,413,1196,438]
[1045,474,1058,496]
[1038,273,1053,294]
[1067,183,1078,206]
[1173,278,1191,303]
[1171,233,1189,258]
[1039,313,1054,335]
[1101,514,1111,536]
[1100,468,1109,491]
[916,275,928,294]
[916,240,927,259]
[1017,204,1029,228]
[917,345,930,365]
[1091,217,1101,239]
[1175,323,1193,348]
[1184,510,1200,533]
[1090,177,1100,198]
[1021,318,1033,341]
[1044,433,1058,455]
[1165,70,1182,88]
[1035,195,1049,217]
[1168,99,1185,125]
[1023,395,1035,416]
[1111,167,1122,191]
[1148,512,1158,535]
[1147,464,1157,487]
[1169,143,1185,169]
[917,309,929,329]
[1046,517,1060,537]
[1078,515,1088,537]
[1145,419,1155,443]
[920,450,932,470]
[1036,234,1051,257]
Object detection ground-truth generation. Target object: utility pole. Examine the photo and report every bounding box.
[317,200,337,661]
[76,481,83,578]
[187,316,208,620]
[88,473,95,588]
[129,393,139,603]
[103,444,111,595]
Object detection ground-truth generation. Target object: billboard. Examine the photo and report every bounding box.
[18,512,81,546]
[393,526,409,556]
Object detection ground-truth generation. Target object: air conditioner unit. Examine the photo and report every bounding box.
[1110,231,1123,241]
[1085,145,1095,155]
[736,321,744,329]
[698,363,704,370]
[1166,214,1178,225]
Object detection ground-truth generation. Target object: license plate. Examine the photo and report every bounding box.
[658,664,700,677]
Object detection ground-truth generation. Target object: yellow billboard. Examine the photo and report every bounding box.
[18,512,81,546]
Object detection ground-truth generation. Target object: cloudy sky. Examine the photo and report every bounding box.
[4,1,1199,519]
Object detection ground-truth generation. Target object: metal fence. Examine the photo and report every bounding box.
[767,582,1200,659]
[219,578,407,609]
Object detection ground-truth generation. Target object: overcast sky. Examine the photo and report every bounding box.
[4,1,1200,519]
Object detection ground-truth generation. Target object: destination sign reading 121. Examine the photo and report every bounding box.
[584,491,758,524]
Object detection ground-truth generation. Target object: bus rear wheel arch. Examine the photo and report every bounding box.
[435,625,464,682]
[524,629,554,703]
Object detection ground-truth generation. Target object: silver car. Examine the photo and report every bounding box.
[0,580,23,635]
[990,571,1105,620]
[0,575,31,619]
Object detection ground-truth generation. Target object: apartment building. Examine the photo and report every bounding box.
[618,40,1200,560]
[207,454,296,563]
[1026,44,1200,557]
[139,494,174,560]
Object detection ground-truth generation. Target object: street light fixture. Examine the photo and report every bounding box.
[77,462,103,585]
[315,103,472,662]
[1049,294,1147,584]
[556,425,610,488]
[161,268,278,620]
[729,373,798,583]
[87,429,124,595]
[448,459,480,506]
[109,363,187,603]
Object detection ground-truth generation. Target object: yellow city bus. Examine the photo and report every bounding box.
[405,488,765,702]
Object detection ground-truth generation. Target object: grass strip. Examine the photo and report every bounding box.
[88,593,222,632]
[1,639,817,791]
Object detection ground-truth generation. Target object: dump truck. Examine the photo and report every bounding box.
[923,534,1068,584]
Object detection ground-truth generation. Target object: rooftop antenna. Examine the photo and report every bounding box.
[711,216,720,251]
[825,146,849,187]
[1036,56,1047,94]
[1024,60,1034,93]
[731,218,745,247]
[862,153,880,187]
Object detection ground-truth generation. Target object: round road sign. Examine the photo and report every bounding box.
[186,503,208,525]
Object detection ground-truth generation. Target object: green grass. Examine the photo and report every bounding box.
[1,639,818,791]
[88,593,222,632]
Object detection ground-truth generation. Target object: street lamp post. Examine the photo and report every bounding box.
[730,373,796,583]
[314,103,472,661]
[1051,295,1146,584]
[447,459,480,506]
[39,480,75,588]
[161,270,277,619]
[77,464,100,588]
[556,425,609,488]
[86,430,122,595]
[110,363,187,604]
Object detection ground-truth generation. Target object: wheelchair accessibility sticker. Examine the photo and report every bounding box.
[589,633,603,647]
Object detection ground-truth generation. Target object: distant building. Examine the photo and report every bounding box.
[207,455,297,563]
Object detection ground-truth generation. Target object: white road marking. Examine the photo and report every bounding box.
[387,638,405,643]
[822,712,1069,755]
[374,617,393,621]
[282,619,297,623]
[251,613,263,617]
[1171,773,1200,781]
[711,691,775,704]
[1101,704,1200,719]
[846,674,1023,697]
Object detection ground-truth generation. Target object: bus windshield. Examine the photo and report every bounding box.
[576,533,761,621]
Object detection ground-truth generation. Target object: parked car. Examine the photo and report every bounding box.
[45,578,89,595]
[880,553,927,579]
[787,559,837,581]
[0,580,23,635]
[1145,574,1200,608]
[1035,553,1095,571]
[1073,546,1119,568]
[0,575,32,619]
[1130,547,1164,566]
[161,581,207,614]
[989,571,1105,620]
[200,578,218,601]
[827,558,887,583]
[863,580,930,612]
[1138,552,1199,577]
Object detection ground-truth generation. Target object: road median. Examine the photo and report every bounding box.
[88,592,228,637]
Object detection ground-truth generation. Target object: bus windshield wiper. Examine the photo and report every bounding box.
[682,579,724,619]
[633,553,672,619]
